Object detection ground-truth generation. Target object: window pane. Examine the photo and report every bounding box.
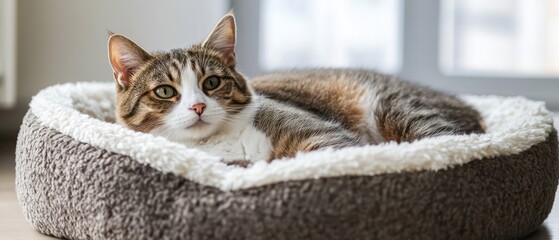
[441,0,559,76]
[260,0,402,73]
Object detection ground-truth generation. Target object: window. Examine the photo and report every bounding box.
[233,0,559,110]
[440,0,559,77]
[260,0,402,73]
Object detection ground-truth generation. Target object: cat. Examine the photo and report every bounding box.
[108,13,484,163]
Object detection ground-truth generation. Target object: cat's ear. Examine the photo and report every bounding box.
[108,34,152,88]
[202,12,237,67]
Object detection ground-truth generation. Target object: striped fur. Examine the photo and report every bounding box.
[252,69,485,144]
[254,98,365,159]
[108,13,484,162]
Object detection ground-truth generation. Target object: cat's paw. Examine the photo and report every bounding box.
[223,159,252,168]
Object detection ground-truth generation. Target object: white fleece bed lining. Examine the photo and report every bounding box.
[29,82,554,190]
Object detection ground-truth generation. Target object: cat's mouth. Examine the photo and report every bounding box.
[187,119,208,129]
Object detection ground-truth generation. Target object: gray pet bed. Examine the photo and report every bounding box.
[16,83,559,240]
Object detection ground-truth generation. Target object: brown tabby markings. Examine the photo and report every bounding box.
[251,74,374,159]
[114,46,252,133]
[253,69,485,145]
[372,76,486,143]
[254,98,365,159]
[252,77,368,137]
[115,51,187,133]
[187,46,252,114]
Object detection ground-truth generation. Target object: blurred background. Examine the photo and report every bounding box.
[0,0,558,138]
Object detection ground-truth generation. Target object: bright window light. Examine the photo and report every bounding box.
[260,0,403,74]
[441,0,559,77]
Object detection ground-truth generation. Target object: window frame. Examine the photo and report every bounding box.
[0,0,16,108]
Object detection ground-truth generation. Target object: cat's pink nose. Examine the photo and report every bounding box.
[190,103,206,116]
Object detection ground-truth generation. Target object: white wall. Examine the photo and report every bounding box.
[17,0,227,99]
[0,0,227,134]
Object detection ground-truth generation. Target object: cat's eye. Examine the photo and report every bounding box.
[154,85,176,99]
[203,76,221,91]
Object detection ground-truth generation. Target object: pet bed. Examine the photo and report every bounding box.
[16,82,558,240]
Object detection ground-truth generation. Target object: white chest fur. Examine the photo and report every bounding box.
[181,125,271,162]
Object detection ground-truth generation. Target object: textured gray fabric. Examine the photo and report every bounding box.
[16,111,559,240]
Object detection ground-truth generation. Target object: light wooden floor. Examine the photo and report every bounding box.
[0,139,57,240]
[0,136,558,240]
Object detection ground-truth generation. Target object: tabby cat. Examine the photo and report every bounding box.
[108,13,484,163]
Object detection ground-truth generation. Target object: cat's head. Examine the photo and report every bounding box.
[108,13,253,142]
